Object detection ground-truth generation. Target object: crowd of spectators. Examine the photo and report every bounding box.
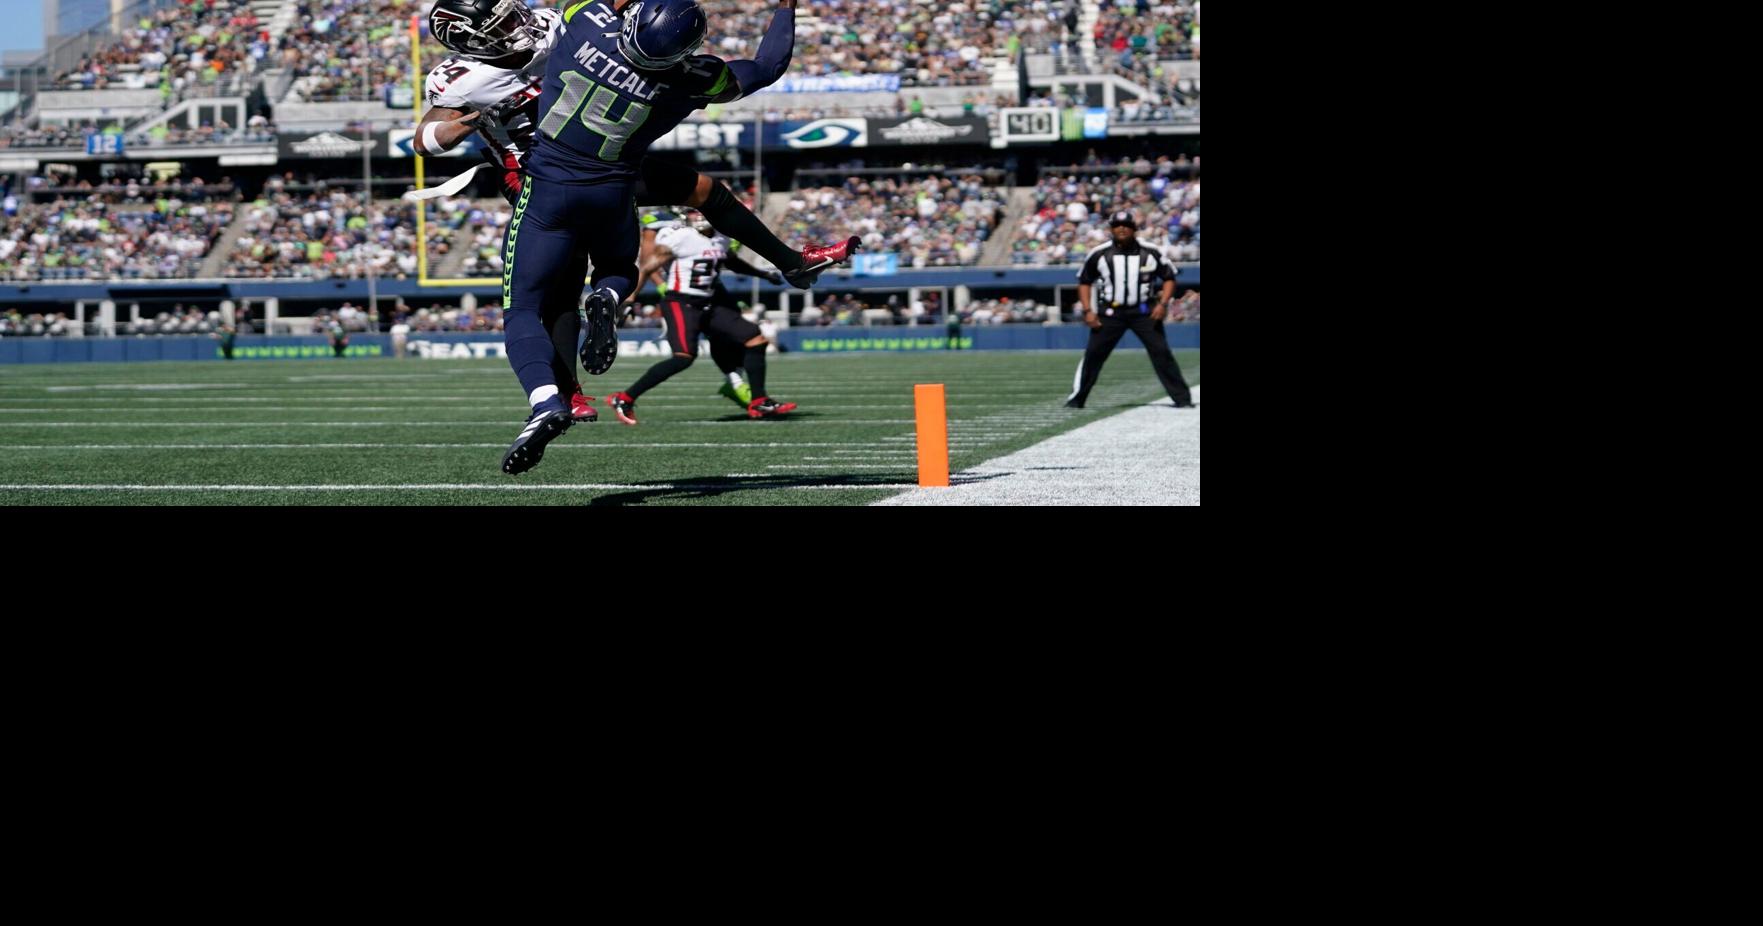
[1,117,277,149]
[124,306,223,334]
[0,306,235,337]
[797,290,939,325]
[308,300,382,332]
[281,0,446,102]
[958,296,1052,323]
[708,92,1020,123]
[1095,0,1199,64]
[431,200,512,279]
[392,301,505,332]
[0,311,79,337]
[701,0,1028,86]
[0,124,106,149]
[222,182,431,279]
[52,0,274,94]
[1011,155,1199,265]
[0,192,236,281]
[783,172,1005,267]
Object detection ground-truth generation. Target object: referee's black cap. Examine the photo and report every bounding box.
[1108,210,1137,228]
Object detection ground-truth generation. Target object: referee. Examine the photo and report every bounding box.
[1066,211,1195,409]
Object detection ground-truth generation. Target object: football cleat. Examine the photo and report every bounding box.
[783,236,862,289]
[747,396,796,419]
[580,286,621,376]
[717,381,753,407]
[606,391,639,426]
[570,387,598,423]
[501,402,572,475]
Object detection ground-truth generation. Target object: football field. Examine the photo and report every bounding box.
[0,350,1199,506]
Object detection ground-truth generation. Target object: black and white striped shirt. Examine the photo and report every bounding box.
[1077,243,1175,311]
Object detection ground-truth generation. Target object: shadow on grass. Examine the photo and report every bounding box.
[586,470,1008,505]
[705,411,824,422]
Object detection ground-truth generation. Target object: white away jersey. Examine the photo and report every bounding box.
[422,8,564,165]
[656,225,730,298]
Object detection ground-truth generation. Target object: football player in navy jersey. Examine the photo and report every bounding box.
[416,0,856,438]
[499,0,811,475]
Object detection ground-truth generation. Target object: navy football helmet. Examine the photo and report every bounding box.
[619,0,709,71]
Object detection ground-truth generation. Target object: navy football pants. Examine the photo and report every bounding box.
[502,176,639,401]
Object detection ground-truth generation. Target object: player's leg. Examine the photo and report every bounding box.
[500,176,579,473]
[577,184,641,377]
[1066,318,1128,409]
[638,158,802,273]
[545,246,597,422]
[707,336,752,407]
[705,303,792,417]
[637,158,858,289]
[1130,316,1194,407]
[607,298,700,426]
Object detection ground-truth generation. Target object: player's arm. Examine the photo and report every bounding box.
[1076,284,1099,328]
[707,0,796,103]
[413,105,482,156]
[1152,279,1176,321]
[623,227,658,303]
[637,243,675,292]
[1076,252,1103,329]
[1152,259,1176,321]
[724,252,784,284]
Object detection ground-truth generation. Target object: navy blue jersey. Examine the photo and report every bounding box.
[527,0,733,185]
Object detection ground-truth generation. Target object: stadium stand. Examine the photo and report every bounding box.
[51,0,273,94]
[782,168,1008,267]
[0,180,238,281]
[1094,0,1198,64]
[1010,157,1198,265]
[391,300,505,331]
[281,0,446,103]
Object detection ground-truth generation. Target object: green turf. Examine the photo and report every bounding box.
[0,350,1199,505]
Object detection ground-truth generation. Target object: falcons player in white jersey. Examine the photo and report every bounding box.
[605,210,797,424]
[414,0,559,203]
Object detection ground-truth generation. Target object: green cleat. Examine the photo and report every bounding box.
[717,381,753,407]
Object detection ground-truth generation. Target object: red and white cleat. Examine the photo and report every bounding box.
[783,236,862,289]
[606,391,639,426]
[570,387,598,423]
[747,397,797,419]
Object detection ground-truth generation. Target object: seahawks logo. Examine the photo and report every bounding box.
[780,119,868,149]
[622,3,643,44]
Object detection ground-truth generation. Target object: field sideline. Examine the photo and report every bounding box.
[0,351,1200,506]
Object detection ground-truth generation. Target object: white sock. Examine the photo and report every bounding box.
[529,385,559,407]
